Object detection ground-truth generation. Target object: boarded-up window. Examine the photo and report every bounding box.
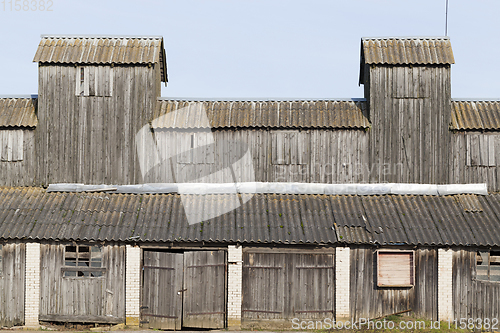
[271,130,309,165]
[476,251,500,282]
[76,66,113,97]
[377,251,414,287]
[63,245,104,278]
[466,134,499,167]
[0,130,23,162]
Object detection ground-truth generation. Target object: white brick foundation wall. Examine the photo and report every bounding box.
[25,243,40,327]
[438,248,453,321]
[335,247,350,321]
[227,245,242,328]
[125,245,141,326]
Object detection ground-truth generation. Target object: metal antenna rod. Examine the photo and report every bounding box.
[445,0,449,36]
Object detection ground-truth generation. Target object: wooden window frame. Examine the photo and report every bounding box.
[376,249,415,288]
[62,244,106,278]
[476,250,500,282]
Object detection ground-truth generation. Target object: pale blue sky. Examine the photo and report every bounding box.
[0,0,499,99]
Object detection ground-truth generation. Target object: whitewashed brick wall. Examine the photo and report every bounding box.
[335,247,350,320]
[438,248,453,321]
[227,245,242,328]
[25,243,40,327]
[125,245,141,326]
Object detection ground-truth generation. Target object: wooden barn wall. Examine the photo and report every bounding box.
[450,132,500,192]
[144,129,369,183]
[0,242,25,327]
[367,65,451,184]
[0,129,36,186]
[452,249,500,321]
[39,243,126,323]
[35,64,160,186]
[350,246,437,320]
[242,248,335,329]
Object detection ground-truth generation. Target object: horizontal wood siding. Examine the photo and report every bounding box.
[0,130,35,186]
[350,246,437,320]
[39,243,125,323]
[0,242,25,327]
[368,65,451,184]
[452,249,500,322]
[35,64,158,185]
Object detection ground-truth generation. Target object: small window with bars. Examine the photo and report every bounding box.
[476,251,500,282]
[63,245,104,278]
[377,250,415,287]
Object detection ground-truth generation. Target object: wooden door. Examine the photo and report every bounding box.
[141,251,183,330]
[182,250,226,328]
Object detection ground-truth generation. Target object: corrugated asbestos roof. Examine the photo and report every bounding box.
[33,35,167,82]
[361,37,455,65]
[1,187,500,247]
[451,101,500,130]
[0,98,38,128]
[152,100,370,129]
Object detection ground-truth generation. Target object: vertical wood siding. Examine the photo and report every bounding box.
[350,246,437,320]
[242,249,335,329]
[0,242,25,327]
[0,130,35,186]
[39,243,125,323]
[145,129,369,184]
[35,64,159,185]
[452,249,500,322]
[450,132,500,191]
[367,65,451,184]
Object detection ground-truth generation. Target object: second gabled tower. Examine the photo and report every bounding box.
[360,37,455,183]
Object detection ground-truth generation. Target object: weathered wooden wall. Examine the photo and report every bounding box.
[452,248,500,322]
[0,242,25,327]
[39,243,126,323]
[450,132,500,191]
[145,129,369,183]
[366,65,452,184]
[35,63,161,185]
[242,248,335,329]
[350,246,437,320]
[0,129,36,186]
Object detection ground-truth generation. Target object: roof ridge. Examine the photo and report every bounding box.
[40,34,163,39]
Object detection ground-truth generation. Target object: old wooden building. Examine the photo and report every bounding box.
[0,186,499,329]
[0,35,499,330]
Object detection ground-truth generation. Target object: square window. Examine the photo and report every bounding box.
[477,250,500,282]
[64,244,104,278]
[377,250,414,287]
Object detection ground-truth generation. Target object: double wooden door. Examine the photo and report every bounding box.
[141,250,226,330]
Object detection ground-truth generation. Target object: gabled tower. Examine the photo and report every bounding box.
[360,37,455,183]
[33,35,167,185]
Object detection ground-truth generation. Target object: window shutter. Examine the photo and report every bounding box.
[377,251,414,287]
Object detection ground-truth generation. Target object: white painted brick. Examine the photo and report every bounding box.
[25,243,40,327]
[438,248,453,321]
[227,245,242,325]
[335,247,350,320]
[126,245,141,323]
